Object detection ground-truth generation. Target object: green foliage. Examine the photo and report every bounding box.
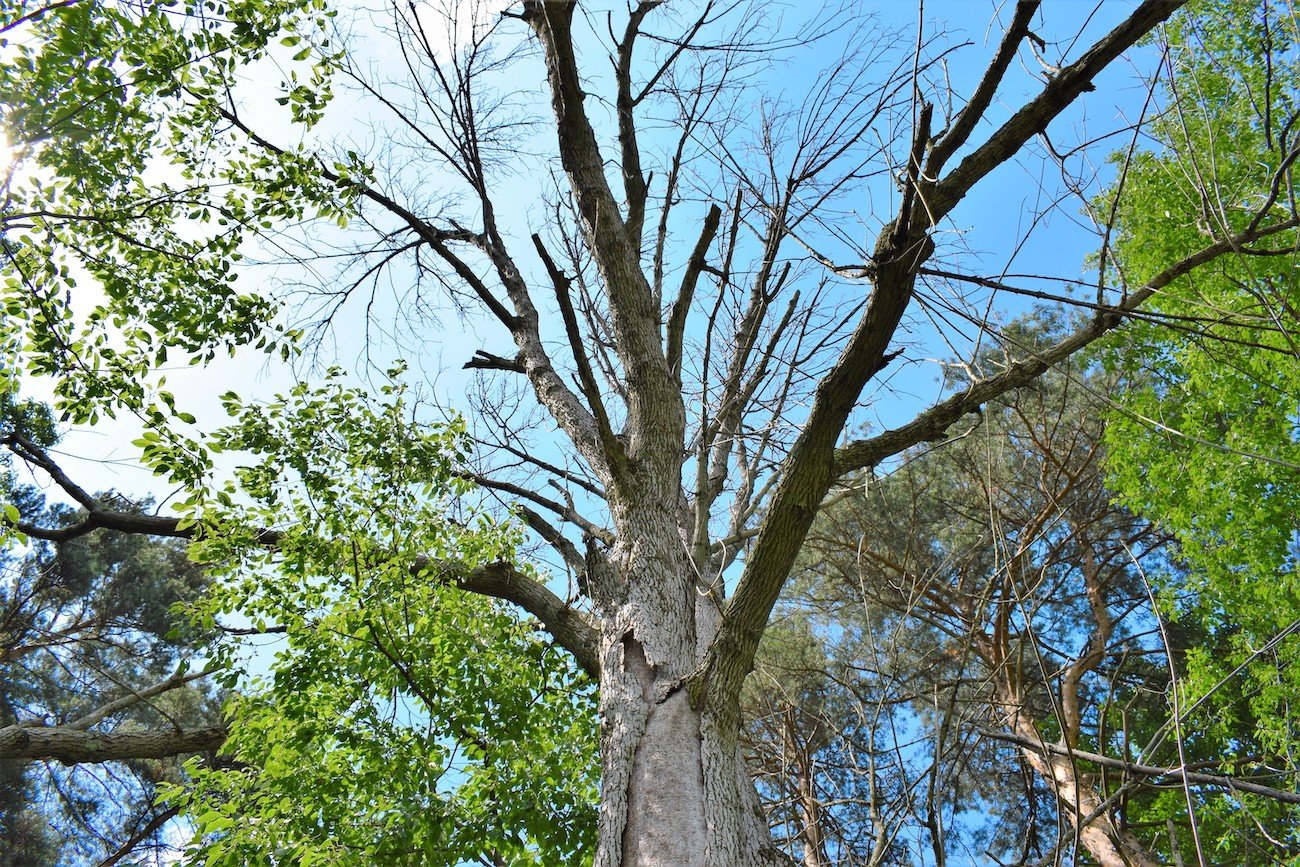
[0,390,56,540]
[1104,0,1300,599]
[1103,0,1300,761]
[0,390,54,449]
[2,5,599,855]
[1099,1,1300,855]
[173,595,596,867]
[0,767,59,867]
[157,369,597,866]
[0,0,344,427]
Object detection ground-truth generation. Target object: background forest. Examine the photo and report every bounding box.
[1,0,1298,864]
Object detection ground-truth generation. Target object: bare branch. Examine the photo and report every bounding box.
[929,1,1185,221]
[667,203,722,382]
[3,444,600,677]
[68,669,211,732]
[926,0,1041,176]
[614,1,663,249]
[532,232,627,477]
[464,350,525,373]
[96,804,183,867]
[834,215,1300,478]
[982,728,1300,806]
[525,1,684,472]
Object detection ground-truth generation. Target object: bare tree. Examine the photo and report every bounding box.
[8,1,1300,864]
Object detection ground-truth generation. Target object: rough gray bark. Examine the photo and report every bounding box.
[515,3,1188,864]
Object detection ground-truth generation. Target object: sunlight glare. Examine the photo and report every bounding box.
[0,131,15,180]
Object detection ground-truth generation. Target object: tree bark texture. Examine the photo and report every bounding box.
[516,2,1186,864]
[0,723,226,764]
[587,476,790,865]
[594,583,789,867]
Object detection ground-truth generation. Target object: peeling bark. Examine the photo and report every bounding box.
[595,607,792,867]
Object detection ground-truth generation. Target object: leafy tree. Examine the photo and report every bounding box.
[778,333,1165,865]
[1105,0,1300,619]
[0,0,327,417]
[4,1,1298,865]
[162,371,598,866]
[1098,0,1300,860]
[0,503,222,865]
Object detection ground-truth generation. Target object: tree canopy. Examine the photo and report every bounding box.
[1,0,1298,864]
[1105,0,1300,786]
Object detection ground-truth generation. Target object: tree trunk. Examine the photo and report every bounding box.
[976,629,1159,866]
[595,646,789,866]
[592,549,789,867]
[1009,717,1160,867]
[793,754,830,867]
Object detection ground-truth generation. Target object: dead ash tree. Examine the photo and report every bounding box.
[10,1,1300,865]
